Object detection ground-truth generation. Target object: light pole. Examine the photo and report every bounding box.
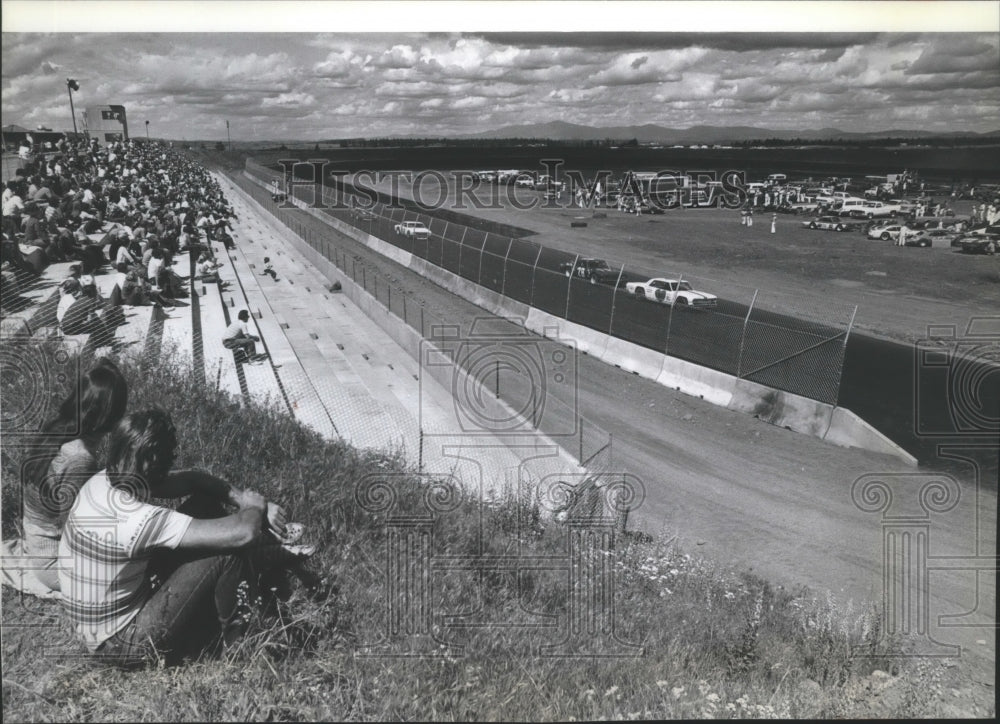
[145,120,150,140]
[66,78,80,136]
[226,120,231,152]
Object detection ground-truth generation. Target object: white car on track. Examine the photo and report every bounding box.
[394,220,431,239]
[624,278,718,309]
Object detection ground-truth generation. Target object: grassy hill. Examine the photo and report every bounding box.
[1,343,948,719]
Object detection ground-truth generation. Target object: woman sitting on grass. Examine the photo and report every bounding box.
[58,409,318,667]
[1,358,128,596]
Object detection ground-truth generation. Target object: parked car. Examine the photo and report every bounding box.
[394,220,431,239]
[867,223,908,241]
[780,200,819,215]
[903,229,955,248]
[858,200,902,218]
[959,234,999,254]
[560,257,621,285]
[803,215,851,231]
[624,278,718,309]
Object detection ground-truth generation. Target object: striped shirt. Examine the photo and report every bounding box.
[58,471,192,649]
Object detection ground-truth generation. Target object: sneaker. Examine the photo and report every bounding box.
[281,543,316,559]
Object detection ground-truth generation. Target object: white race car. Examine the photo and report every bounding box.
[624,278,718,308]
[394,220,431,239]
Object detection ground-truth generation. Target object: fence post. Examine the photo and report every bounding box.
[528,244,543,308]
[477,236,486,286]
[832,304,858,405]
[664,274,681,357]
[564,253,579,319]
[500,238,513,296]
[579,415,584,464]
[736,289,759,378]
[608,263,625,335]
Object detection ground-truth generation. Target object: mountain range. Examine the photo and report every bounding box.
[446,120,1000,145]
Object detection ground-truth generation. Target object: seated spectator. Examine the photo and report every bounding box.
[56,277,81,327]
[58,409,316,667]
[147,247,164,286]
[120,269,173,307]
[0,359,128,595]
[115,238,138,272]
[222,310,262,362]
[60,275,123,343]
[1,232,37,277]
[155,251,188,299]
[2,181,25,238]
[260,257,278,281]
[196,251,223,282]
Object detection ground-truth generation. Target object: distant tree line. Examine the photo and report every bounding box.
[315,134,999,150]
[734,135,1000,148]
[326,137,637,149]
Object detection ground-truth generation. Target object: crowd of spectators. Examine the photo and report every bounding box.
[1,136,239,340]
[3,137,327,668]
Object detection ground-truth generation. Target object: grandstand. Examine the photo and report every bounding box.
[1,138,584,498]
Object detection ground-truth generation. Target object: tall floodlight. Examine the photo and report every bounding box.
[66,79,80,135]
[226,120,232,151]
[145,120,150,139]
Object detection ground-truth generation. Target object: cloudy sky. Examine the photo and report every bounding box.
[3,29,998,140]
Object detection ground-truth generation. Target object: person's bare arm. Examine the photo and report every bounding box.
[161,470,288,538]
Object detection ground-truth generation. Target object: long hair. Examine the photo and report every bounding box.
[106,409,177,497]
[23,358,128,517]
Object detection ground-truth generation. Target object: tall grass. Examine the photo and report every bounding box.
[2,343,945,720]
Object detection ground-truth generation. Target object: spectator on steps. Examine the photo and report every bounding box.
[222,309,261,362]
[196,252,223,283]
[261,257,278,281]
[60,275,122,344]
[121,269,173,307]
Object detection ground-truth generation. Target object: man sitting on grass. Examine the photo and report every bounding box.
[58,409,316,667]
[222,309,263,363]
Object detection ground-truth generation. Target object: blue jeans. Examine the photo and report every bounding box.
[96,549,251,667]
[94,494,259,667]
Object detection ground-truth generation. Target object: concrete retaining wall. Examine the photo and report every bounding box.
[727,378,834,439]
[657,356,736,408]
[824,407,918,464]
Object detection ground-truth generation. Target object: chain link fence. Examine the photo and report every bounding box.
[241,164,616,478]
[247,160,854,405]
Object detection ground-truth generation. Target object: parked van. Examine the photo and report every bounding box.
[835,198,868,216]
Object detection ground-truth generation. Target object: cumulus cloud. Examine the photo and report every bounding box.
[907,42,999,75]
[1,31,997,138]
[261,91,316,109]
